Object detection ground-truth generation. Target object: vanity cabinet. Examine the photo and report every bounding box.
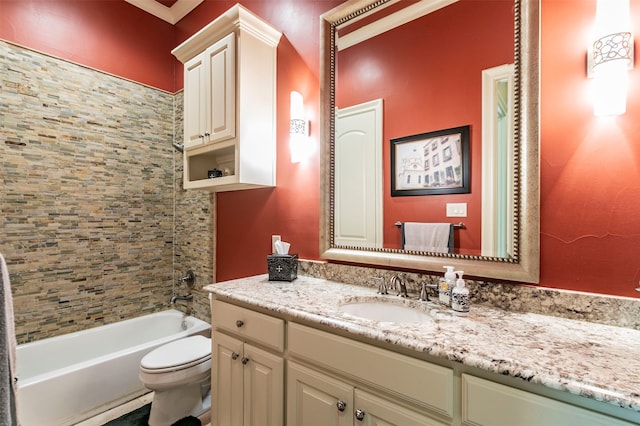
[209,290,638,426]
[288,361,446,426]
[211,300,284,426]
[172,4,281,192]
[287,322,452,426]
[461,374,636,426]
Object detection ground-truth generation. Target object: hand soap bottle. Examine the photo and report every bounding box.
[451,271,470,314]
[439,266,455,307]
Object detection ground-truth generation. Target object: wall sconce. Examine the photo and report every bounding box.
[289,91,310,163]
[588,0,634,116]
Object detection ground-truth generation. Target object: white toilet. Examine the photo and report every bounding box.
[139,335,212,426]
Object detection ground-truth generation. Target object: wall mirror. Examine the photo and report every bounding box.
[319,0,540,282]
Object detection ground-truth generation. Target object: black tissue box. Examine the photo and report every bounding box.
[267,254,298,282]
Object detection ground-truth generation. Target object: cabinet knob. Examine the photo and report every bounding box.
[231,352,240,360]
[204,132,211,136]
[336,400,346,412]
[241,356,250,365]
[199,134,205,138]
[354,409,365,421]
[236,320,244,328]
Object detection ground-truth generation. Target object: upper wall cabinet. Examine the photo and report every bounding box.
[172,4,282,192]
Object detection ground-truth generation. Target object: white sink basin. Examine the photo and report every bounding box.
[338,300,434,323]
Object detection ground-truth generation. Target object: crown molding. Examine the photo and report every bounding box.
[124,0,204,24]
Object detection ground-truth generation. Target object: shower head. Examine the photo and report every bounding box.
[172,142,184,152]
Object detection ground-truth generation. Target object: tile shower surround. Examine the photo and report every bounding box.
[1,40,638,345]
[0,41,212,343]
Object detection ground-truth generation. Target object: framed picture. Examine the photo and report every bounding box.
[391,125,470,196]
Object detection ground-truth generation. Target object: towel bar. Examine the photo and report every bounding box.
[394,221,465,229]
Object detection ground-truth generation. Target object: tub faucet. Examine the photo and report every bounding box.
[170,294,193,305]
[179,270,196,288]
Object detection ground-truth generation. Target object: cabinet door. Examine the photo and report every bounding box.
[462,374,636,426]
[205,32,236,144]
[183,53,207,148]
[354,389,447,426]
[242,343,284,426]
[212,331,244,426]
[287,361,353,426]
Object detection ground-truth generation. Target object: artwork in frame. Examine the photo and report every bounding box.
[391,125,470,196]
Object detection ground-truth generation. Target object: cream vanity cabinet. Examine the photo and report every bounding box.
[210,297,638,426]
[211,300,284,426]
[172,4,281,192]
[287,322,453,426]
[461,374,636,426]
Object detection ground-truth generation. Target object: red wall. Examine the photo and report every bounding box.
[337,0,513,253]
[173,0,335,90]
[2,0,640,296]
[214,38,323,281]
[540,0,640,296]
[173,1,342,281]
[0,0,176,92]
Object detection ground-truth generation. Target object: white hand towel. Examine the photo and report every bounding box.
[0,254,17,425]
[402,222,452,253]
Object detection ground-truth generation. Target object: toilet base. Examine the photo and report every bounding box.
[148,383,211,426]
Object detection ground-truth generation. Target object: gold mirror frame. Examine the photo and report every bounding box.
[319,0,540,282]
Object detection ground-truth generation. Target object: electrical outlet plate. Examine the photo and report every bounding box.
[271,235,281,254]
[446,203,467,217]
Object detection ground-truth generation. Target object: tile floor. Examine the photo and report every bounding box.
[74,392,211,426]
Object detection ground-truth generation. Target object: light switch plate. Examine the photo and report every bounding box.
[446,203,467,217]
[271,235,281,254]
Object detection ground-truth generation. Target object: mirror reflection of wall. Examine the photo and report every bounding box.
[335,0,514,256]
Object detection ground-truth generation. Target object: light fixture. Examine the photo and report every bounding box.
[588,0,634,116]
[289,91,310,163]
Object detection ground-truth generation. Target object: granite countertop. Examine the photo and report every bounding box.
[204,274,640,415]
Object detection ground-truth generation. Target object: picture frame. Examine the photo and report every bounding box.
[391,125,470,196]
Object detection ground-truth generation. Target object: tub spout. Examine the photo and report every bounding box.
[170,294,193,305]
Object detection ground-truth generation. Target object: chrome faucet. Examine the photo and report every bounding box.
[179,270,195,288]
[390,274,408,298]
[170,294,193,305]
[419,281,438,302]
[373,277,387,295]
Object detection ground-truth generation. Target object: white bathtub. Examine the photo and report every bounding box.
[16,309,210,426]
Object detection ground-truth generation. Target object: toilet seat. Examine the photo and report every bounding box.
[141,335,211,374]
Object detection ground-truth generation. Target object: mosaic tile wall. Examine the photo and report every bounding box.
[172,90,215,322]
[0,41,214,343]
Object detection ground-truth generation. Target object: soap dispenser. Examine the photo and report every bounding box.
[439,266,455,307]
[451,271,470,314]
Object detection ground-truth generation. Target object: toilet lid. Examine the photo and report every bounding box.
[141,335,211,370]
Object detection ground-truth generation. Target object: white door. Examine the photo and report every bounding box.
[335,99,383,248]
[481,64,514,258]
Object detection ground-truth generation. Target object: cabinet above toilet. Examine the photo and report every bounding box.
[172,4,282,192]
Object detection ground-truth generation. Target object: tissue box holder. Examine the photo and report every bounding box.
[267,254,298,282]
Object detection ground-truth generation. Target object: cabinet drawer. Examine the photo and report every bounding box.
[212,300,284,352]
[288,322,453,417]
[462,374,636,426]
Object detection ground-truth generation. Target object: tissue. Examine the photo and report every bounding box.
[267,240,297,281]
[274,240,290,254]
